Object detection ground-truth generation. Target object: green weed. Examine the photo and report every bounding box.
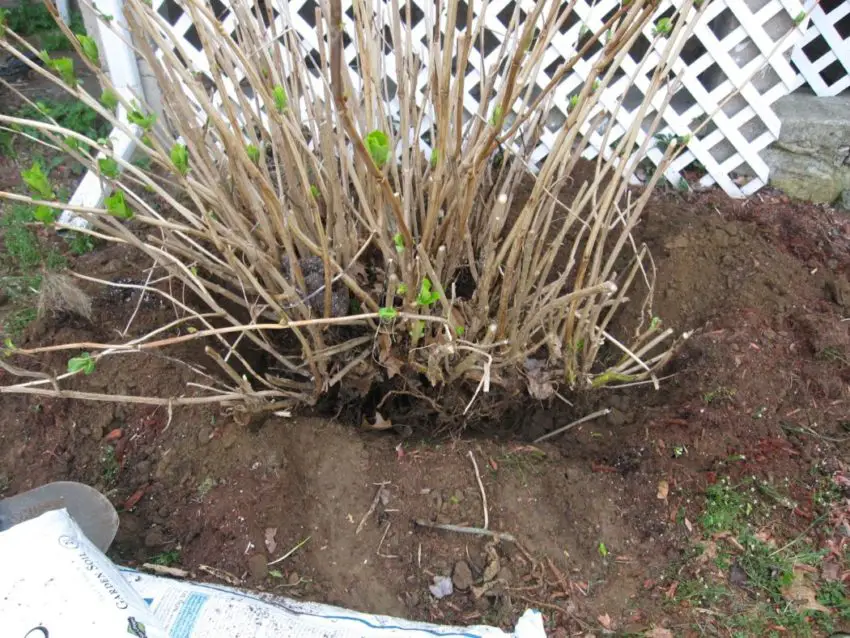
[495,447,547,485]
[700,479,754,534]
[100,446,119,485]
[2,204,43,270]
[703,386,736,404]
[150,549,181,566]
[3,0,85,51]
[5,307,37,336]
[66,231,96,255]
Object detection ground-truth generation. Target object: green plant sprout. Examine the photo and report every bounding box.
[67,352,96,375]
[416,278,440,307]
[365,130,390,168]
[170,143,189,175]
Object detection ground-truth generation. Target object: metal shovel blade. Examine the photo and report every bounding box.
[0,481,119,552]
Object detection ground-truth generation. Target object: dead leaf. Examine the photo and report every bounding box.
[596,613,612,630]
[264,527,278,554]
[645,628,674,638]
[527,375,555,400]
[657,480,669,500]
[483,557,501,582]
[822,560,840,582]
[781,567,831,614]
[665,580,678,599]
[697,541,718,564]
[365,411,393,431]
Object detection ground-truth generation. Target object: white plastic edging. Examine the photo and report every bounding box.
[55,0,71,26]
[59,0,143,230]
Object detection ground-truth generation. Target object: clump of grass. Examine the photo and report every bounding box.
[703,386,737,404]
[0,0,84,51]
[100,445,119,486]
[37,271,91,320]
[150,549,181,566]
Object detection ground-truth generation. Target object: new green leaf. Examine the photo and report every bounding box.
[393,232,405,253]
[33,205,56,224]
[273,85,288,113]
[105,189,133,219]
[128,107,156,130]
[21,162,54,199]
[98,157,120,178]
[490,105,504,128]
[378,307,398,321]
[170,143,189,175]
[364,130,390,168]
[416,278,440,307]
[67,352,96,375]
[76,34,99,64]
[246,144,260,163]
[100,89,118,110]
[653,17,672,36]
[47,57,77,87]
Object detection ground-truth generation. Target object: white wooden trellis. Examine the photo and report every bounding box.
[791,0,850,96]
[145,0,838,199]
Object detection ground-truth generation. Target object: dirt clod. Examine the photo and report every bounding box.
[453,561,474,591]
[144,528,167,548]
[247,553,269,581]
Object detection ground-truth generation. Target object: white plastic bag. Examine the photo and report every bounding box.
[0,509,546,638]
[0,509,165,638]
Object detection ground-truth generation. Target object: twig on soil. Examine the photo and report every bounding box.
[376,522,398,559]
[142,563,190,578]
[356,482,390,535]
[267,535,312,566]
[467,451,488,530]
[413,519,515,542]
[780,422,850,443]
[198,564,242,585]
[533,408,611,443]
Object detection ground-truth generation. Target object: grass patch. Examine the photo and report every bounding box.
[100,445,119,486]
[494,446,547,485]
[150,549,181,566]
[703,386,737,404]
[677,475,848,637]
[1,0,85,51]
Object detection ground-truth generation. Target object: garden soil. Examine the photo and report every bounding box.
[2,159,850,633]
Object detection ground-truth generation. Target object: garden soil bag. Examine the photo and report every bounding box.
[0,509,545,637]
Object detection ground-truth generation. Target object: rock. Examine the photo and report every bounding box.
[197,427,212,445]
[497,566,514,585]
[607,408,627,427]
[839,189,850,211]
[453,560,474,591]
[825,276,850,311]
[287,571,300,586]
[759,94,850,204]
[133,460,152,483]
[247,553,269,581]
[144,528,167,548]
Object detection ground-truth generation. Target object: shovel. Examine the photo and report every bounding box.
[0,481,119,552]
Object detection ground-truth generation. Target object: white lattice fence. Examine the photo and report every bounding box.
[792,0,850,96]
[146,0,818,198]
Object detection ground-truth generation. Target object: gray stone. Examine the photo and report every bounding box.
[839,189,850,212]
[247,553,269,581]
[452,560,474,591]
[761,93,850,204]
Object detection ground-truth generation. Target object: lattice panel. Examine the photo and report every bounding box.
[791,0,850,96]
[146,0,811,199]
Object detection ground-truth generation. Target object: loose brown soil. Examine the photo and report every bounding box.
[3,59,850,633]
